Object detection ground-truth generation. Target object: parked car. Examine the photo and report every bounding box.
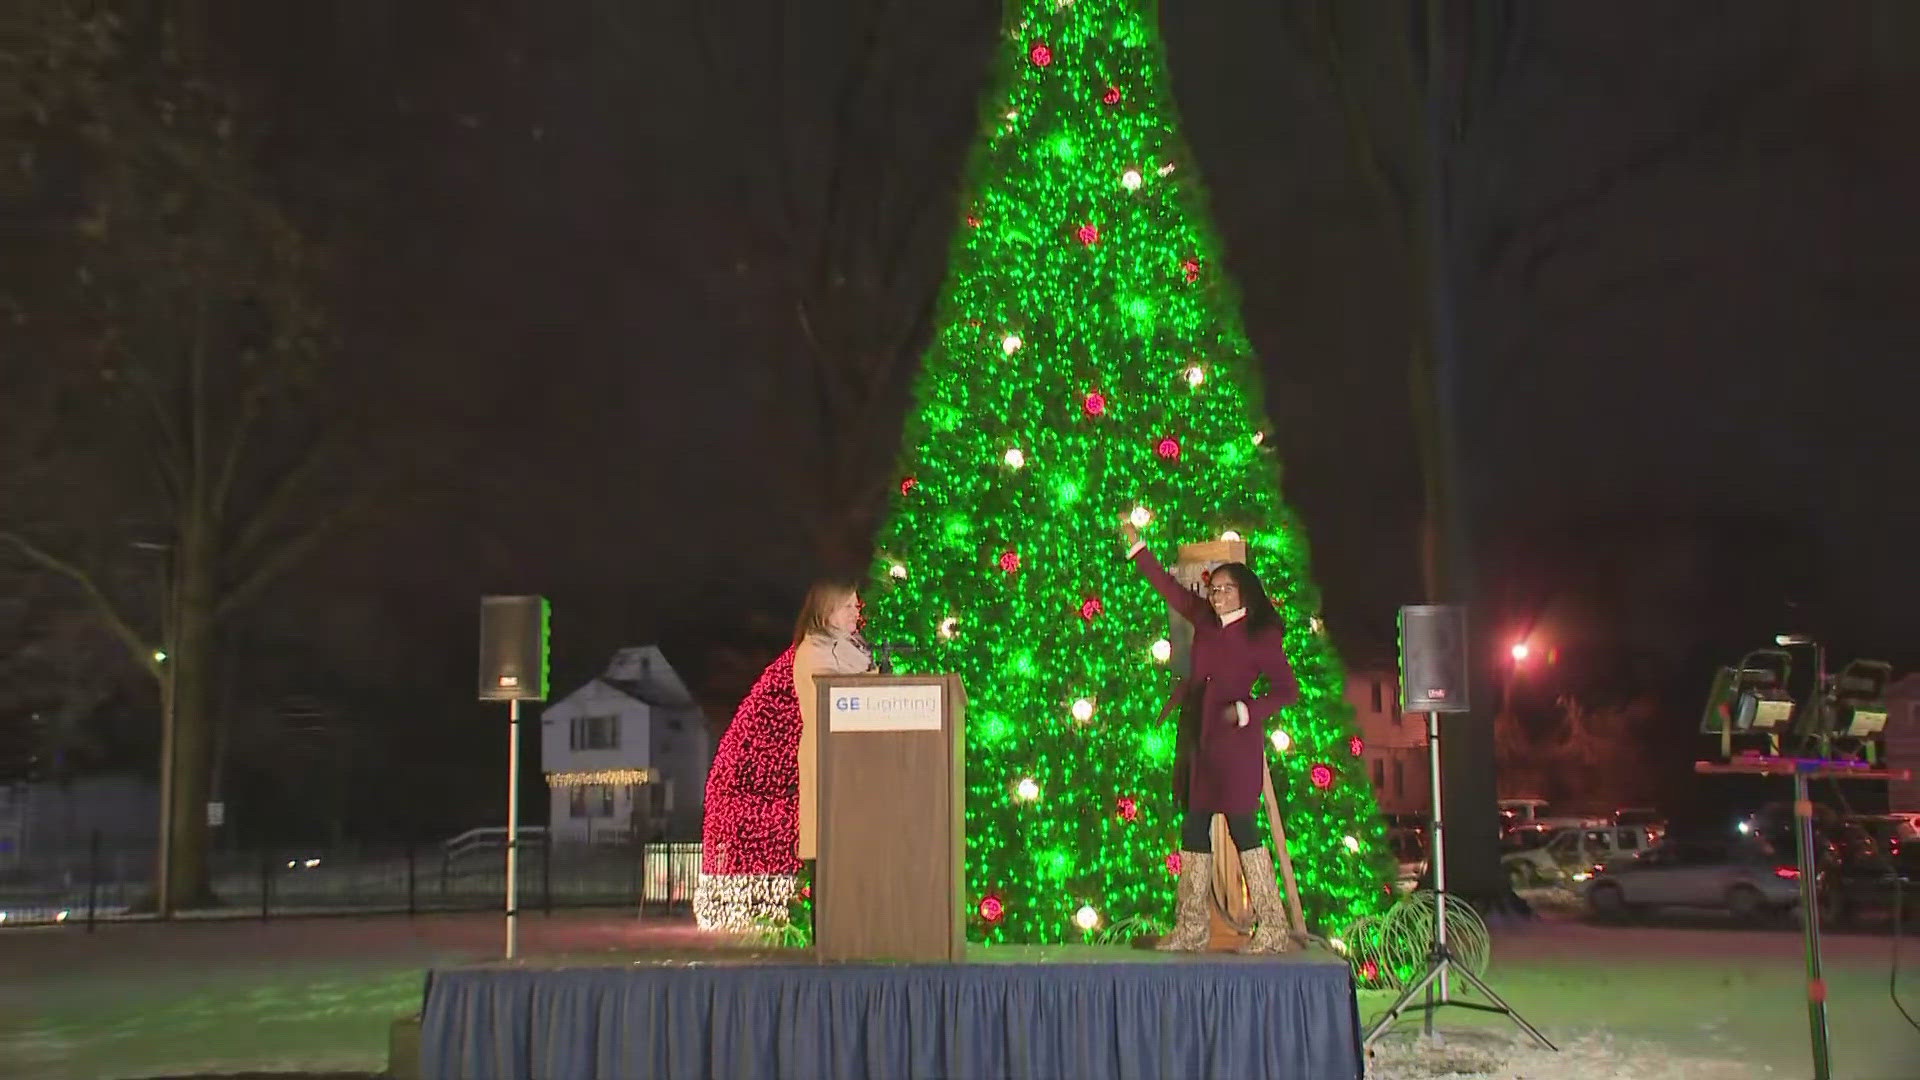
[1504,824,1655,887]
[1613,807,1667,842]
[1583,838,1802,920]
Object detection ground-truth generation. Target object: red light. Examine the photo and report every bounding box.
[1774,866,1800,880]
[1165,850,1182,875]
[1181,257,1201,283]
[1079,596,1104,621]
[1115,795,1139,822]
[1155,436,1181,460]
[1083,390,1107,417]
[1029,43,1052,67]
[899,475,917,495]
[1349,736,1364,757]
[998,550,1021,573]
[1310,764,1334,790]
[1076,223,1099,246]
[978,895,1004,922]
[1102,85,1121,105]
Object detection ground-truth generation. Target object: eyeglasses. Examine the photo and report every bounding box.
[1207,583,1240,597]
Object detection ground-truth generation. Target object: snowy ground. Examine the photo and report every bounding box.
[1,905,1916,1079]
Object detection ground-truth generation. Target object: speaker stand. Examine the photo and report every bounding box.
[1363,711,1553,1052]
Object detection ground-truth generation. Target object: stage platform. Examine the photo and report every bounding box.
[416,944,1362,1079]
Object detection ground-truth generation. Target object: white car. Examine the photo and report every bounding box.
[1504,825,1653,887]
[1583,838,1803,920]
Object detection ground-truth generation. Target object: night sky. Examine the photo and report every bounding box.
[17,3,1919,830]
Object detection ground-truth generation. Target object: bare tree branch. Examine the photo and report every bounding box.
[0,530,159,680]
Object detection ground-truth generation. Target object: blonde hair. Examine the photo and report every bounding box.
[793,579,859,645]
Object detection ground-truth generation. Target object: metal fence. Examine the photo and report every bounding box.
[0,831,700,929]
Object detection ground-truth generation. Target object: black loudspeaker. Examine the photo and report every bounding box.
[1400,604,1470,713]
[479,595,550,701]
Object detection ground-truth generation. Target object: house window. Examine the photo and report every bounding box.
[569,785,616,819]
[1370,680,1384,713]
[1393,758,1405,797]
[571,715,619,751]
[1371,759,1385,789]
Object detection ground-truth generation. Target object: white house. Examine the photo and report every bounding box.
[540,647,710,843]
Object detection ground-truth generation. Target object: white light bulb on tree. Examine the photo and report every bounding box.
[1128,505,1152,528]
[1251,431,1266,445]
[888,562,907,580]
[1157,161,1176,177]
[1003,447,1026,469]
[1073,904,1099,930]
[1185,365,1205,387]
[1001,333,1023,355]
[1342,835,1361,853]
[1070,697,1094,722]
[1269,729,1292,753]
[938,617,958,639]
[1220,529,1241,542]
[1015,777,1040,801]
[1150,638,1172,663]
[1120,168,1142,191]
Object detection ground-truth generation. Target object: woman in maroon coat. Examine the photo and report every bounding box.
[1121,517,1299,952]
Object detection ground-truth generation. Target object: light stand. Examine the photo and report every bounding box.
[505,697,521,959]
[1364,710,1554,1051]
[1697,755,1909,1080]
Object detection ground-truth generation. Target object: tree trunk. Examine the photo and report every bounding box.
[1416,0,1510,913]
[165,513,217,909]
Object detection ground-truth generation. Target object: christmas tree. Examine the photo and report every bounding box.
[693,646,805,930]
[866,0,1392,945]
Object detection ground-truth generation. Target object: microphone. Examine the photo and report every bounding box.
[873,642,916,674]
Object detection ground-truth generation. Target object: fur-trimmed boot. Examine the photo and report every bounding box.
[1237,847,1295,954]
[1156,850,1212,951]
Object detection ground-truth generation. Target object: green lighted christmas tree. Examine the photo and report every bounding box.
[867,0,1392,945]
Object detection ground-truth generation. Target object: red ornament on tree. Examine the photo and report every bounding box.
[900,475,918,495]
[1155,436,1181,461]
[998,549,1021,573]
[1165,850,1182,875]
[1083,390,1107,417]
[1079,596,1104,621]
[1181,257,1201,283]
[1360,958,1380,983]
[1310,763,1335,790]
[1102,85,1121,106]
[1349,736,1365,757]
[979,895,1005,923]
[1076,223,1099,246]
[966,214,982,229]
[1116,795,1140,822]
[1029,43,1053,67]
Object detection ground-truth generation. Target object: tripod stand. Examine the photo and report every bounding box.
[1363,711,1554,1050]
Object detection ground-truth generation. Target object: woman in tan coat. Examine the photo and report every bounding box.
[791,580,875,875]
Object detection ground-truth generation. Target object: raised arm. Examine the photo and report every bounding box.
[1119,517,1212,626]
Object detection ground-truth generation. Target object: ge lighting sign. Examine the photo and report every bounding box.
[829,683,944,732]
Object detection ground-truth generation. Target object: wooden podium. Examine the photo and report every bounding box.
[813,672,966,963]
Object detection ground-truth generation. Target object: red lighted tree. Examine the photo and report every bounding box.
[692,646,803,929]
